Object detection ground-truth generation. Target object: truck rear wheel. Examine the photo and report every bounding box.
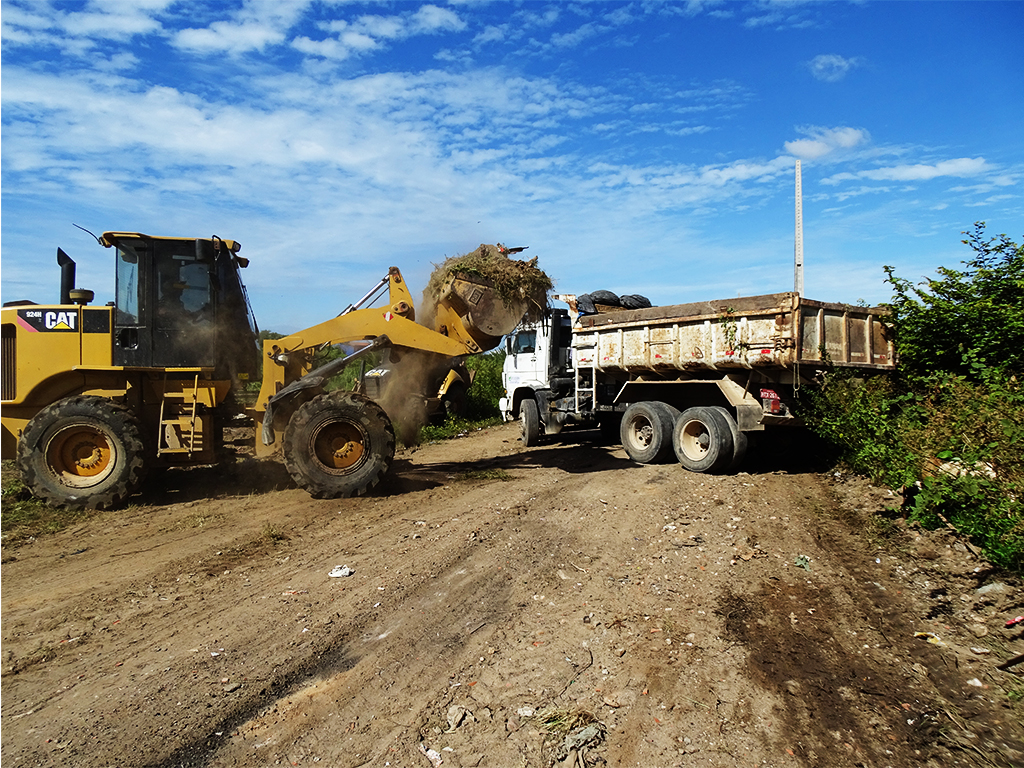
[621,401,678,464]
[17,396,147,510]
[519,398,541,447]
[673,406,734,473]
[713,406,748,470]
[284,391,396,498]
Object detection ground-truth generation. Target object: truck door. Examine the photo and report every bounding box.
[509,327,544,378]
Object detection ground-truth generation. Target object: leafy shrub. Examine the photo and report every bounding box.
[884,223,1023,379]
[805,224,1023,572]
[465,351,506,420]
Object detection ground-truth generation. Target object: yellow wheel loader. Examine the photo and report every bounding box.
[1,233,536,508]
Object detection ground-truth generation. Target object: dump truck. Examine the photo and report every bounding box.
[500,292,895,472]
[1,232,538,508]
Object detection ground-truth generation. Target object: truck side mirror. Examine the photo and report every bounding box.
[505,336,513,354]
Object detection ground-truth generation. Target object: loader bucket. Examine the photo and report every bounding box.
[440,272,534,351]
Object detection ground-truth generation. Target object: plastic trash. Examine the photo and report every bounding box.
[329,565,354,578]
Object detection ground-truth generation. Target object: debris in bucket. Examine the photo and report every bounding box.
[914,631,946,647]
[422,243,552,324]
[329,565,354,578]
[1006,616,1023,628]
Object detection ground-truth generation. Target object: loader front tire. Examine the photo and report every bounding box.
[17,396,147,510]
[283,391,396,499]
[620,401,679,464]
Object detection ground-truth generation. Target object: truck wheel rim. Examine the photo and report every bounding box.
[630,418,654,448]
[311,421,365,472]
[46,425,116,488]
[677,420,710,461]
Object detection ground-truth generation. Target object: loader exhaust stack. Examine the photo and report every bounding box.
[57,248,75,305]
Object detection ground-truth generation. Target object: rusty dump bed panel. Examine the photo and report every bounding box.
[574,292,894,373]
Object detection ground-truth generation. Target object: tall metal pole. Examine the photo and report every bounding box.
[794,159,804,297]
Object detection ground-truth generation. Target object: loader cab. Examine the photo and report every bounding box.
[104,232,258,379]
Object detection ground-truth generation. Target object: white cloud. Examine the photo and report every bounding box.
[807,54,862,82]
[822,157,992,185]
[0,0,174,49]
[411,5,466,34]
[175,21,286,54]
[173,0,313,54]
[293,5,466,61]
[785,126,869,160]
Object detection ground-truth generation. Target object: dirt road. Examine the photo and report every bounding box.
[2,423,1022,767]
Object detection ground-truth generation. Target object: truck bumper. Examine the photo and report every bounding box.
[498,396,514,422]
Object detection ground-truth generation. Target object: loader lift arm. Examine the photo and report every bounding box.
[254,266,488,420]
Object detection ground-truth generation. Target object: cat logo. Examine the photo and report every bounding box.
[45,311,77,331]
[16,308,78,332]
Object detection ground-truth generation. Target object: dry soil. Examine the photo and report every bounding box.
[2,422,1022,768]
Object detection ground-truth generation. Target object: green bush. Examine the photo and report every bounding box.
[465,351,506,419]
[884,222,1024,379]
[805,224,1023,572]
[416,351,507,441]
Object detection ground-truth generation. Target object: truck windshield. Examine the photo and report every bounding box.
[514,331,536,354]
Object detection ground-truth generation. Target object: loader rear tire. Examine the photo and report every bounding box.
[17,396,147,510]
[673,406,733,473]
[519,398,541,447]
[620,401,678,464]
[284,391,396,499]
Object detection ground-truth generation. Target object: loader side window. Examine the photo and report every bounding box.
[116,251,140,325]
[170,261,213,314]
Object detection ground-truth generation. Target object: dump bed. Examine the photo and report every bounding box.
[572,292,894,373]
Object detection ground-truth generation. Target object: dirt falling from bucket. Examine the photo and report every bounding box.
[371,244,552,444]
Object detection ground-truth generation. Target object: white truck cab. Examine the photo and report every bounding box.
[499,308,572,428]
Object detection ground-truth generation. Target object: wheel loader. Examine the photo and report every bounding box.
[1,232,538,509]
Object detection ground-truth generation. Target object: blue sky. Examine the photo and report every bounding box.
[2,0,1021,332]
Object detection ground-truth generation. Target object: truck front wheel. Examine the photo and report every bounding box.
[17,396,148,510]
[620,401,678,464]
[673,406,734,473]
[519,398,541,447]
[284,391,396,498]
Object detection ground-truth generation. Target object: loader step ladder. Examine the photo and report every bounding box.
[157,374,200,457]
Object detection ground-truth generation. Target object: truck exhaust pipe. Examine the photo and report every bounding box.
[57,248,75,305]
